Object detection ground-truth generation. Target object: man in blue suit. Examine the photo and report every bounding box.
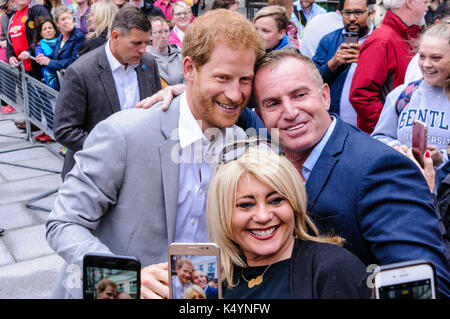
[192,269,218,299]
[253,49,450,298]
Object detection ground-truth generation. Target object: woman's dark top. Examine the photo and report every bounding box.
[224,258,290,299]
[78,29,108,56]
[223,239,372,299]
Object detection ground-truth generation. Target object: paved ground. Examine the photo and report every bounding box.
[0,110,65,299]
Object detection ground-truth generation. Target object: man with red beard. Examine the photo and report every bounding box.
[46,9,265,299]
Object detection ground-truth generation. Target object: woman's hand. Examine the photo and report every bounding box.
[427,145,443,167]
[18,50,30,61]
[136,84,186,111]
[406,148,435,192]
[35,54,50,66]
[8,56,19,67]
[141,262,170,299]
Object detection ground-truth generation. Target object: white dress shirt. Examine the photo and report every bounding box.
[174,92,244,243]
[105,40,140,110]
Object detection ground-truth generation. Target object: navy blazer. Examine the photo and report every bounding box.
[312,28,349,115]
[305,117,450,298]
[48,28,85,72]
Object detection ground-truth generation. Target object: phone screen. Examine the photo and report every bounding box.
[83,254,141,299]
[169,254,220,299]
[378,279,433,299]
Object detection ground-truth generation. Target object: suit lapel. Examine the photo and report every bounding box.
[97,47,121,113]
[305,118,347,212]
[159,97,181,243]
[136,59,150,99]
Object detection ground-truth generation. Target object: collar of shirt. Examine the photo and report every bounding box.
[302,116,337,182]
[105,39,138,72]
[178,92,240,160]
[173,26,185,41]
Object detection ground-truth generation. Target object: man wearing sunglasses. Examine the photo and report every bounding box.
[312,0,375,127]
[46,9,265,299]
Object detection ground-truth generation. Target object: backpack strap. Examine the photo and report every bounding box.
[395,79,423,116]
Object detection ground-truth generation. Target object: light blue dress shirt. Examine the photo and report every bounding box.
[302,116,337,181]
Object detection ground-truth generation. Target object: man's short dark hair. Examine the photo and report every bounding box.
[111,4,151,34]
[338,0,373,11]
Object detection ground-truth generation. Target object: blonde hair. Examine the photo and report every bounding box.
[183,284,206,299]
[206,146,344,288]
[253,5,290,31]
[87,0,119,39]
[182,9,265,68]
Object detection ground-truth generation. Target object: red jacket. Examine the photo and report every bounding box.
[349,10,421,134]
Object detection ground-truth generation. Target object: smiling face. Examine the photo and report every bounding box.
[173,5,191,31]
[184,42,256,131]
[254,56,331,162]
[419,35,450,88]
[231,173,295,266]
[192,270,207,288]
[177,262,193,284]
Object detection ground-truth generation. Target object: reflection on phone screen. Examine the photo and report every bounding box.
[170,255,219,299]
[378,279,432,299]
[84,267,139,299]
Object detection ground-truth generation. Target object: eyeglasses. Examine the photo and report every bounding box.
[341,9,367,18]
[153,30,170,36]
[217,138,284,164]
[174,11,191,17]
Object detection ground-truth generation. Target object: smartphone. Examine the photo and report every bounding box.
[374,260,437,299]
[168,243,222,299]
[83,253,141,299]
[412,120,428,168]
[343,32,359,44]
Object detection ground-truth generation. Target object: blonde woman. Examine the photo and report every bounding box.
[206,142,372,298]
[78,0,119,56]
[182,284,207,299]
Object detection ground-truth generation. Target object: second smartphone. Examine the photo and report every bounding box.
[168,243,222,299]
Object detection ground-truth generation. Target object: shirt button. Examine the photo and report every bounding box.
[191,219,195,225]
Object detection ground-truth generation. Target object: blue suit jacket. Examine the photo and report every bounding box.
[305,118,450,298]
[312,28,349,115]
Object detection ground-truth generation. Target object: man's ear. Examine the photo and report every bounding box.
[320,83,331,111]
[183,56,196,82]
[110,29,120,41]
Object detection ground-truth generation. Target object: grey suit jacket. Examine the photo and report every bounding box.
[46,96,247,298]
[53,44,162,179]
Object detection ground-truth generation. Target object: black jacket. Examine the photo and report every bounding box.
[290,239,372,299]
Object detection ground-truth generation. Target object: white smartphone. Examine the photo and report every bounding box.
[374,260,437,299]
[168,243,222,299]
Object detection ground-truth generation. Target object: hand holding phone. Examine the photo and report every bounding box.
[374,259,437,299]
[412,120,428,168]
[343,32,359,44]
[168,243,222,299]
[83,253,141,299]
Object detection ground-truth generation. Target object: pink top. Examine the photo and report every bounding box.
[169,29,183,48]
[154,0,181,21]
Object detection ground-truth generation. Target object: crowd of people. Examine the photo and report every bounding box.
[0,0,449,299]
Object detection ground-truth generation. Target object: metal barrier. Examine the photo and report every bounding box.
[0,60,62,212]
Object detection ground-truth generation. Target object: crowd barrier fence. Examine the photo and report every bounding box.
[0,60,62,212]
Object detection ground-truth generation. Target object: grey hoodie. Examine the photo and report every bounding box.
[147,44,185,86]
